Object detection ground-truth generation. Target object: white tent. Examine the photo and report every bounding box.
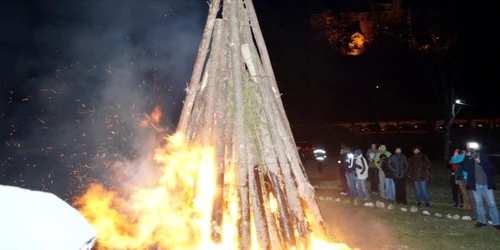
[0,185,97,250]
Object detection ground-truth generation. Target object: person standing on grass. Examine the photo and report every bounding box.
[375,145,391,199]
[463,147,500,230]
[389,147,409,205]
[380,154,395,201]
[449,149,463,208]
[338,145,350,196]
[344,148,358,198]
[354,149,370,201]
[366,143,379,193]
[408,146,431,207]
[451,150,474,212]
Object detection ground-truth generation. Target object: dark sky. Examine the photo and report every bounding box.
[0,0,497,193]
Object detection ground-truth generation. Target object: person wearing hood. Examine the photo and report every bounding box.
[408,146,431,207]
[354,149,370,201]
[375,145,392,199]
[463,146,499,229]
[389,147,409,205]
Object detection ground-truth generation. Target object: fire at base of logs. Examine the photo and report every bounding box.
[74,0,356,249]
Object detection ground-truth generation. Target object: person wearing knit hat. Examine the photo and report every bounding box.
[374,145,392,199]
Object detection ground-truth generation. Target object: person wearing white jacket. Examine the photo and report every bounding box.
[0,184,97,250]
[354,149,370,200]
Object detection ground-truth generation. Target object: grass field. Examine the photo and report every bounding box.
[310,162,500,250]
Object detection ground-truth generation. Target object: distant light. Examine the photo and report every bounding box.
[316,157,325,161]
[455,99,462,104]
[477,124,483,127]
[467,141,479,150]
[376,85,379,89]
[337,160,341,164]
[314,149,326,154]
[414,125,418,128]
[459,124,464,127]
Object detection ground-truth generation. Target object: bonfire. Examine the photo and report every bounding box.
[74,0,355,249]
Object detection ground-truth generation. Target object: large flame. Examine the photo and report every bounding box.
[74,110,354,249]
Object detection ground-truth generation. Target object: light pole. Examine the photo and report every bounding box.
[452,99,464,117]
[444,99,466,161]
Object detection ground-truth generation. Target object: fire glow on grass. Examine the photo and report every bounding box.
[74,110,354,250]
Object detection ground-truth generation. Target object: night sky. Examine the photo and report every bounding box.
[0,0,497,194]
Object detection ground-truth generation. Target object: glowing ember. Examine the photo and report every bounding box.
[74,114,354,249]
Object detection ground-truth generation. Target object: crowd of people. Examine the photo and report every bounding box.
[336,143,500,231]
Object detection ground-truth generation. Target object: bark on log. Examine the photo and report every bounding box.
[209,19,227,243]
[177,0,334,248]
[178,0,221,134]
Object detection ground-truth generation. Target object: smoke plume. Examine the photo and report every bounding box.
[0,0,206,198]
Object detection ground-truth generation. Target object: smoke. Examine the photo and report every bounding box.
[1,0,206,197]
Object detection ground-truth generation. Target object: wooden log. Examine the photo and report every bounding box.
[203,19,225,145]
[248,162,270,249]
[226,0,252,247]
[178,0,221,134]
[209,19,228,243]
[268,172,295,246]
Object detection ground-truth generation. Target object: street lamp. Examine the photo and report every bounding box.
[452,98,465,116]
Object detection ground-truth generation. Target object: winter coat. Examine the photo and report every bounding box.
[463,152,496,191]
[344,153,356,173]
[366,149,378,168]
[451,154,466,180]
[388,153,409,179]
[450,154,465,173]
[408,153,431,182]
[379,154,393,178]
[375,151,392,169]
[454,164,468,181]
[355,155,369,180]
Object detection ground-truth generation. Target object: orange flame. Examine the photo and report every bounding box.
[140,105,164,132]
[74,108,355,249]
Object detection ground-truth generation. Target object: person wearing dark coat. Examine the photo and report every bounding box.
[408,146,431,207]
[389,147,409,205]
[380,153,395,201]
[338,145,350,195]
[463,149,499,229]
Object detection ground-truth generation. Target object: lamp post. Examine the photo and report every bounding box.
[444,98,466,161]
[452,99,464,117]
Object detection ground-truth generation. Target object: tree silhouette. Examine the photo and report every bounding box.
[412,0,461,161]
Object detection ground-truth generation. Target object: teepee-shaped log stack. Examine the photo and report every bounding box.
[177,0,330,249]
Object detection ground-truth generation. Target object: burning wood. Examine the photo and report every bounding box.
[177,0,337,248]
[74,0,355,249]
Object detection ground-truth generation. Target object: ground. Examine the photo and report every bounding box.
[307,160,500,250]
